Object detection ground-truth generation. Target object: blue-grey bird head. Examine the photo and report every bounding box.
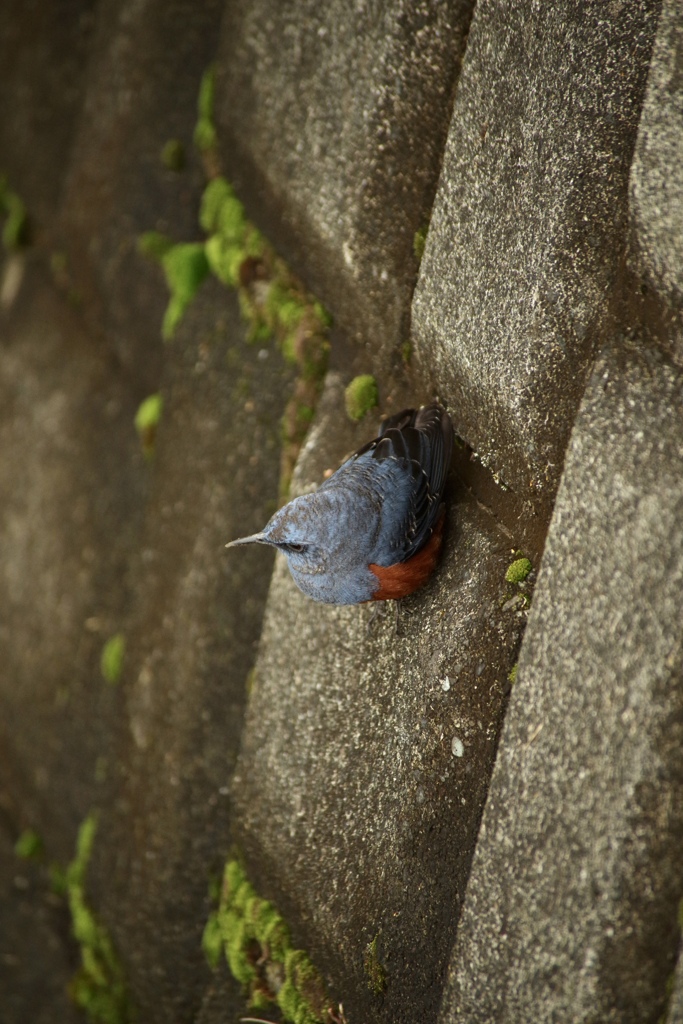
[225,488,379,604]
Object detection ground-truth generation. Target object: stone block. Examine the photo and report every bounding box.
[214,0,474,361]
[440,341,683,1024]
[87,279,296,1022]
[228,374,530,1024]
[412,0,660,516]
[630,0,683,336]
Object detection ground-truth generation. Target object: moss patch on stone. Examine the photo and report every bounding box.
[134,393,163,459]
[413,225,428,263]
[203,859,338,1024]
[0,175,28,249]
[363,933,387,995]
[100,634,125,685]
[142,70,331,496]
[15,828,44,860]
[505,556,532,584]
[345,375,379,421]
[161,139,185,172]
[67,815,131,1024]
[139,234,211,341]
[197,175,330,497]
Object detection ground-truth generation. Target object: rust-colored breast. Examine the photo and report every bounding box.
[369,509,446,601]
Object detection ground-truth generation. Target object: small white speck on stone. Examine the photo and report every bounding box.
[440,676,451,692]
[258,348,269,361]
[452,736,465,758]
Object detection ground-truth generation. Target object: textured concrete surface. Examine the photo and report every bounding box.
[226,374,530,1024]
[0,260,147,863]
[215,0,473,363]
[412,0,660,517]
[58,0,223,384]
[0,0,94,228]
[666,944,683,1024]
[439,341,683,1024]
[86,279,294,1023]
[630,0,683,337]
[0,826,82,1024]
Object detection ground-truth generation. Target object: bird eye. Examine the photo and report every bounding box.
[287,542,305,553]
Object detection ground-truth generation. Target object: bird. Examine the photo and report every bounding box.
[225,404,453,605]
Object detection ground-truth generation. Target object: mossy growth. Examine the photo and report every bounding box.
[193,63,218,173]
[197,175,330,496]
[400,340,412,365]
[142,67,332,494]
[363,933,387,995]
[508,663,518,687]
[505,556,532,585]
[134,393,163,459]
[413,225,428,263]
[0,175,28,249]
[15,828,44,860]
[161,139,185,172]
[138,233,210,340]
[100,634,125,685]
[66,814,131,1024]
[203,858,336,1024]
[345,375,378,422]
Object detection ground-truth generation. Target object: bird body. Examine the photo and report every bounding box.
[226,405,453,605]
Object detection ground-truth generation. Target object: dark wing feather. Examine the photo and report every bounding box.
[318,405,453,563]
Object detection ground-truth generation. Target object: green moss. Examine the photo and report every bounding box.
[413,225,428,263]
[505,557,532,584]
[15,828,44,860]
[143,70,332,490]
[134,393,163,459]
[194,65,218,154]
[138,231,173,261]
[401,340,412,365]
[139,233,210,339]
[0,175,28,249]
[100,634,125,685]
[66,815,131,1024]
[162,243,211,339]
[345,375,379,421]
[508,663,518,686]
[161,139,185,172]
[363,933,387,995]
[202,911,224,969]
[206,858,335,1024]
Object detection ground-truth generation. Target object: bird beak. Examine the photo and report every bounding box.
[224,532,270,549]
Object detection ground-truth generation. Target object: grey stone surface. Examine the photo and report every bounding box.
[0,0,94,228]
[439,341,683,1024]
[58,0,223,385]
[666,941,683,1024]
[227,373,530,1024]
[87,279,295,1023]
[214,0,473,362]
[0,259,147,863]
[0,826,82,1024]
[630,0,683,323]
[412,0,660,517]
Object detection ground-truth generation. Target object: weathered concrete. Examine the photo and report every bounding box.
[59,0,223,385]
[224,373,530,1024]
[439,341,683,1024]
[0,0,94,228]
[214,0,474,363]
[0,260,147,864]
[0,826,81,1024]
[412,0,660,518]
[87,278,295,1023]
[630,0,683,349]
